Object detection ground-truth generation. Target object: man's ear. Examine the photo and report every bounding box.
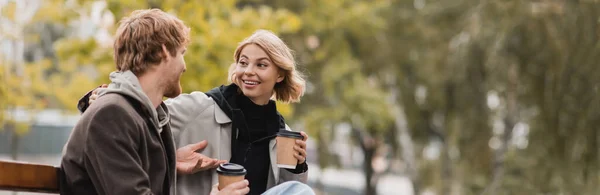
[161,45,171,61]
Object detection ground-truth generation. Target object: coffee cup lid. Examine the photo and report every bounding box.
[277,130,303,139]
[216,163,247,176]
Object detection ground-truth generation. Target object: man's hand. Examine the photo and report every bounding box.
[176,140,227,175]
[210,180,250,195]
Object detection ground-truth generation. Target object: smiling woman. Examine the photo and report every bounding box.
[232,44,284,105]
[228,30,306,105]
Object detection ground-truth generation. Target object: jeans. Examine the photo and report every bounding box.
[261,181,315,195]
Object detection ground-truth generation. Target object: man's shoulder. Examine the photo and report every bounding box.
[68,94,144,146]
[96,93,137,108]
[83,94,141,120]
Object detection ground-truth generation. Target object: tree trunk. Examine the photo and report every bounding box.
[351,127,379,195]
[8,124,19,195]
[388,82,419,195]
[482,62,519,195]
[440,139,452,195]
[10,132,19,160]
[315,132,327,195]
[440,83,455,195]
[363,145,377,195]
[4,122,19,161]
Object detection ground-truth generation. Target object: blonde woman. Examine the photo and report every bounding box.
[82,30,312,195]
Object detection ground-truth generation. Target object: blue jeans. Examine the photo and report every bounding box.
[261,181,315,195]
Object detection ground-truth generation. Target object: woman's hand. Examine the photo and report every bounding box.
[88,84,108,105]
[293,131,309,164]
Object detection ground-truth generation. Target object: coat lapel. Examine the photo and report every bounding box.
[269,138,278,184]
[214,104,232,124]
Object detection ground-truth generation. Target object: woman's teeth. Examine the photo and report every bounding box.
[244,80,259,85]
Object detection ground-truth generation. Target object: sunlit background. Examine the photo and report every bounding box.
[1,0,600,195]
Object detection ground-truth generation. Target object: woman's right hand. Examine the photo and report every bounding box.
[88,84,108,105]
[210,180,250,195]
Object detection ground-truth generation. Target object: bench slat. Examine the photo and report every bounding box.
[0,160,60,193]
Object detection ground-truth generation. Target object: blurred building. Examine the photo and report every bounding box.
[0,109,79,165]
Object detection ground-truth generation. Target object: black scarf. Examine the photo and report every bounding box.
[205,84,283,194]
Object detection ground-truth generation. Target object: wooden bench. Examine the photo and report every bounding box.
[0,160,60,194]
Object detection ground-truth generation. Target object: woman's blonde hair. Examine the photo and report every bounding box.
[228,29,306,103]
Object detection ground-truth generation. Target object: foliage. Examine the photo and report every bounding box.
[2,0,600,194]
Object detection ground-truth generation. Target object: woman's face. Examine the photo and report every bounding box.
[233,44,284,105]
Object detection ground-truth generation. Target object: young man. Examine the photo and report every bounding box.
[59,9,248,195]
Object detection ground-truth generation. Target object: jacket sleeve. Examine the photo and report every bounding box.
[278,124,309,184]
[83,103,154,195]
[164,92,213,141]
[77,85,108,113]
[76,90,94,113]
[280,164,308,184]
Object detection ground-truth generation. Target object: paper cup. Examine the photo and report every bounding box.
[216,163,246,190]
[276,130,304,169]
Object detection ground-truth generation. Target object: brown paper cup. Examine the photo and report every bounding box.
[276,136,298,169]
[218,175,245,190]
[216,163,246,190]
[276,130,303,169]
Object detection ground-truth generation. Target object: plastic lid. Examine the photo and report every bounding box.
[216,163,247,176]
[276,130,303,139]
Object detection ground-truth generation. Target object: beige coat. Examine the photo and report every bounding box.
[165,91,308,195]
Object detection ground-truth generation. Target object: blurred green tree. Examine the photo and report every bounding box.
[2,0,599,194]
[0,0,83,160]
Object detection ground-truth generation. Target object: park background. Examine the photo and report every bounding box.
[1,0,599,195]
